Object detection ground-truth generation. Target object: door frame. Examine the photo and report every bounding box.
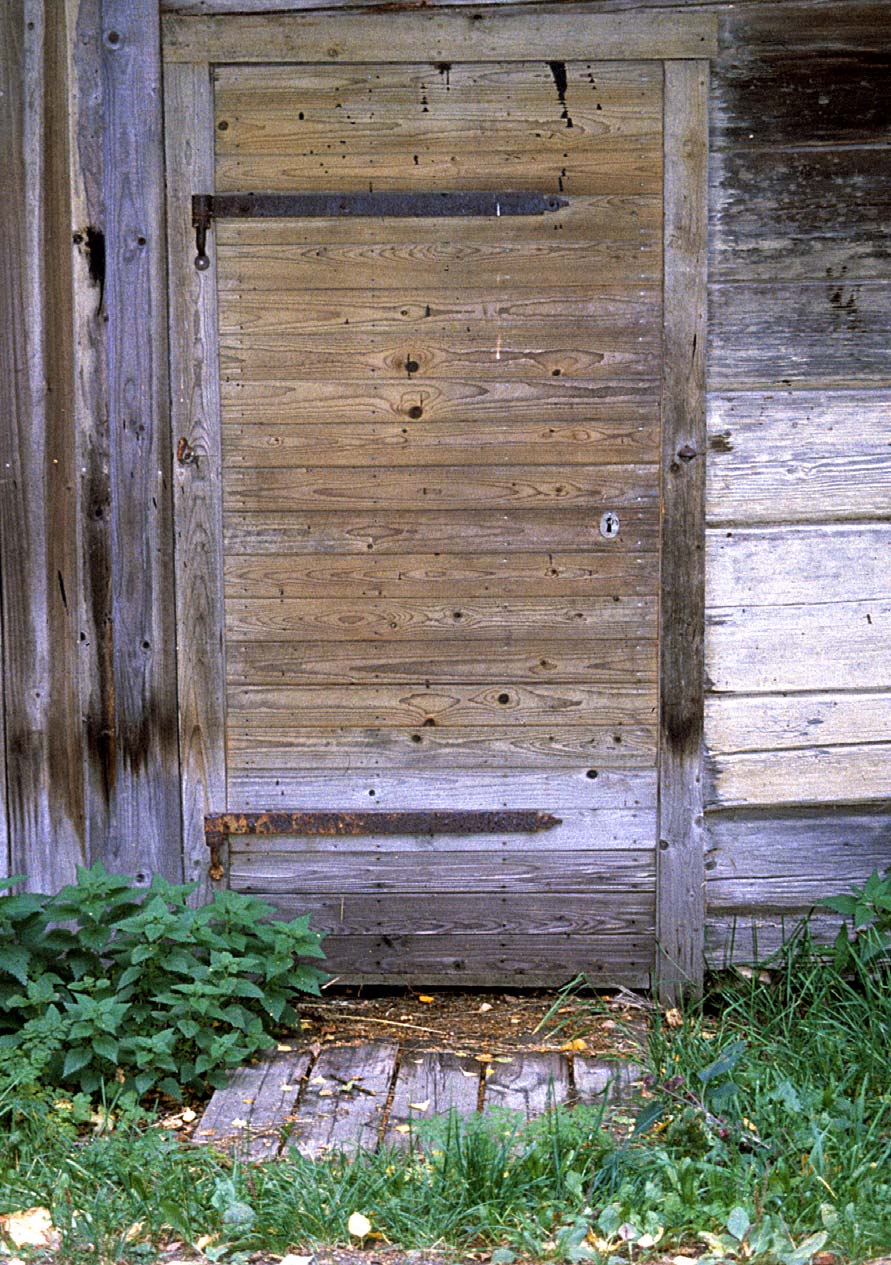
[162,9,712,999]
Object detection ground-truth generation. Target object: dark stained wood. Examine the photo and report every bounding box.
[711,145,891,282]
[0,2,86,891]
[656,61,709,1002]
[286,1044,397,1158]
[708,282,891,389]
[706,390,891,524]
[100,0,181,879]
[713,50,891,149]
[386,1051,480,1145]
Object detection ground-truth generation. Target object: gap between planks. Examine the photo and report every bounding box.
[193,1041,642,1161]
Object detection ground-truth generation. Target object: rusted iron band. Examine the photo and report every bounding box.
[205,809,562,841]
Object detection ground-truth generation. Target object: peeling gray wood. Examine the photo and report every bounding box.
[707,743,891,810]
[165,61,226,902]
[705,912,847,965]
[162,10,718,61]
[706,693,891,755]
[101,0,181,880]
[573,1057,643,1106]
[286,1044,397,1158]
[656,61,709,1003]
[706,390,891,525]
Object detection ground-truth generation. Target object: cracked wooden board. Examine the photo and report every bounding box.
[283,1043,398,1159]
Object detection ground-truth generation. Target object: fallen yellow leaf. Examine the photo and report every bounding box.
[665,1008,683,1028]
[195,1234,215,1251]
[394,1124,412,1134]
[478,1002,493,1013]
[348,1212,372,1238]
[408,1100,430,1111]
[418,995,435,1004]
[0,1207,57,1249]
[181,1108,197,1123]
[277,1043,293,1052]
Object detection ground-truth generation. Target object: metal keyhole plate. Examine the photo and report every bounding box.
[599,511,620,540]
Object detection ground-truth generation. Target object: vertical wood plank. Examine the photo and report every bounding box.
[164,61,227,902]
[656,60,709,1002]
[0,0,87,893]
[67,0,113,864]
[101,0,182,882]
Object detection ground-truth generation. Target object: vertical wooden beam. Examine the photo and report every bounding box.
[657,60,709,1002]
[101,0,182,881]
[165,62,227,904]
[0,1,87,892]
[67,0,114,865]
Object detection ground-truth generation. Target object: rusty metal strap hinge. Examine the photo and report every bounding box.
[191,190,568,269]
[204,809,562,878]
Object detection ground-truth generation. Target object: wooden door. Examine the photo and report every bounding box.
[166,44,682,988]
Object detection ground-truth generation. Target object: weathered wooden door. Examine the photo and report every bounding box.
[165,17,709,988]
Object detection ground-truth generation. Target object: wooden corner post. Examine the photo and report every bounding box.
[657,60,709,1003]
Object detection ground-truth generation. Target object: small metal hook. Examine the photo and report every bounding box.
[192,194,213,271]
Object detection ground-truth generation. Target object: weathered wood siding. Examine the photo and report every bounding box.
[0,0,887,973]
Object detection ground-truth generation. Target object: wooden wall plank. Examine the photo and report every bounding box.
[223,508,661,556]
[707,744,891,810]
[706,524,891,607]
[227,726,653,770]
[708,282,891,390]
[67,0,114,862]
[163,10,718,62]
[0,1,87,892]
[100,0,181,880]
[707,692,891,755]
[706,391,891,524]
[706,600,889,694]
[710,145,891,283]
[165,61,227,898]
[656,60,709,1001]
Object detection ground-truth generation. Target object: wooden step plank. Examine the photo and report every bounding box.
[226,726,654,770]
[285,1043,398,1158]
[386,1051,481,1146]
[225,596,658,642]
[193,1050,312,1158]
[223,508,661,557]
[218,286,661,334]
[573,1057,643,1106]
[230,849,655,894]
[483,1052,570,1117]
[227,682,656,729]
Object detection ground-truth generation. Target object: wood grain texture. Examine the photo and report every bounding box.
[227,637,657,684]
[224,508,661,556]
[226,726,654,770]
[165,62,227,901]
[194,1050,312,1158]
[706,692,891,755]
[0,1,86,891]
[164,10,717,61]
[224,553,658,601]
[708,282,891,390]
[225,596,657,641]
[706,390,891,524]
[486,1052,570,1114]
[227,682,655,728]
[656,60,709,1002]
[386,1051,480,1143]
[706,600,890,694]
[223,767,656,811]
[101,0,181,879]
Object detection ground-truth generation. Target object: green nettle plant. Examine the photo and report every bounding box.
[820,868,891,970]
[0,863,327,1099]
